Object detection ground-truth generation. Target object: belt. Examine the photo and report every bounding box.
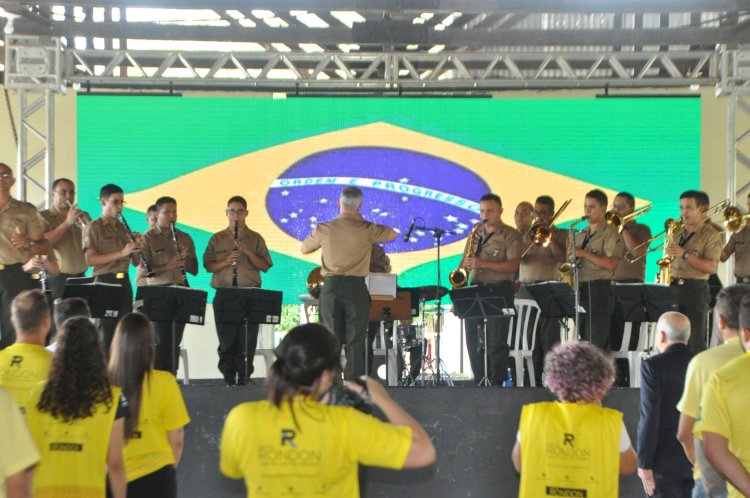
[737,276,750,284]
[670,278,706,286]
[99,272,127,279]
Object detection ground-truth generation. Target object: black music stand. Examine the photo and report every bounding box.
[213,288,283,383]
[62,279,127,320]
[450,283,516,386]
[140,286,208,375]
[613,283,676,353]
[525,282,586,342]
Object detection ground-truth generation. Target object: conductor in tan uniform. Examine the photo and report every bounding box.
[301,186,397,380]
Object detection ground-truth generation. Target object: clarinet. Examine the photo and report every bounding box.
[118,213,156,278]
[232,220,239,287]
[170,221,189,287]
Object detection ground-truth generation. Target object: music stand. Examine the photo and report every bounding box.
[525,281,587,341]
[213,288,282,382]
[450,283,516,386]
[613,283,676,353]
[140,286,208,375]
[62,279,127,320]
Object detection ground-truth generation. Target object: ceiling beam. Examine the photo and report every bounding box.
[11,18,750,46]
[4,0,750,14]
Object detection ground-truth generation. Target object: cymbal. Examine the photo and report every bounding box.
[417,285,449,302]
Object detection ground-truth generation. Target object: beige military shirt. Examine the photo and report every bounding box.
[39,206,88,274]
[82,216,132,275]
[369,244,391,273]
[141,225,197,286]
[519,227,566,283]
[469,223,523,284]
[575,223,625,282]
[726,224,750,277]
[203,226,272,288]
[302,216,393,277]
[0,198,44,265]
[672,223,722,280]
[614,222,652,281]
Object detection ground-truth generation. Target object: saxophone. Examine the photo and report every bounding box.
[558,228,576,286]
[656,218,682,284]
[449,222,483,288]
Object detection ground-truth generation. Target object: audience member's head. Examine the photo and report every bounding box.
[737,294,750,352]
[656,311,691,352]
[544,341,615,403]
[11,289,51,341]
[53,297,91,330]
[714,285,750,340]
[108,312,155,440]
[37,317,111,422]
[267,323,341,406]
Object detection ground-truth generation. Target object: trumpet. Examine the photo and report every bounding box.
[449,221,483,288]
[520,198,571,258]
[65,200,92,229]
[604,204,653,233]
[723,205,750,233]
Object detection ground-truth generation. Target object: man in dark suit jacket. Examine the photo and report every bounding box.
[637,311,694,497]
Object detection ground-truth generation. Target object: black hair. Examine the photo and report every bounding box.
[615,192,635,208]
[155,196,177,211]
[227,196,248,209]
[480,193,502,207]
[99,184,123,200]
[585,189,608,207]
[535,195,555,212]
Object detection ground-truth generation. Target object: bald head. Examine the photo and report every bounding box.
[656,311,690,351]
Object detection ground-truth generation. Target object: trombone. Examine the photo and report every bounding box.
[723,205,750,233]
[604,203,652,233]
[623,218,682,263]
[520,198,571,258]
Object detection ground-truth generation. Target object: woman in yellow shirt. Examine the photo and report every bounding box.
[108,312,190,498]
[219,323,436,498]
[25,317,127,498]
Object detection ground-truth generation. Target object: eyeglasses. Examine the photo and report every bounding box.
[54,189,76,196]
[0,172,12,179]
[226,208,247,215]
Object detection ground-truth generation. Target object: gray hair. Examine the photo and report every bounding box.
[340,186,363,208]
[657,311,691,342]
[714,284,750,331]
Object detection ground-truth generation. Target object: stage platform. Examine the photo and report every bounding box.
[178,385,642,497]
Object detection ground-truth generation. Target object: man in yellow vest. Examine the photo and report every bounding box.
[512,341,636,498]
[0,289,52,413]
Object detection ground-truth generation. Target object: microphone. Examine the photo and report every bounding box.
[403,219,416,242]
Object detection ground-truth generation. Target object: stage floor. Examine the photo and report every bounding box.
[178,385,643,498]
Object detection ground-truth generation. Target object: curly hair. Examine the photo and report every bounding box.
[544,341,615,403]
[37,317,113,422]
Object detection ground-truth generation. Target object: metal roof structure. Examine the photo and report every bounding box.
[2,0,750,90]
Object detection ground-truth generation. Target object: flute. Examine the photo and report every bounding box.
[118,213,155,278]
[170,221,189,287]
[232,220,239,287]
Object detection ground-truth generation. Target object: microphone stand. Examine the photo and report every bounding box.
[569,217,588,342]
[416,224,454,387]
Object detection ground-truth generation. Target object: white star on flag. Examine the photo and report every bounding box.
[310,216,317,222]
[290,213,298,219]
[280,218,288,224]
[281,190,290,196]
[458,223,468,229]
[400,177,410,183]
[401,196,409,202]
[416,230,425,237]
[320,198,328,204]
[445,215,458,222]
[372,208,381,213]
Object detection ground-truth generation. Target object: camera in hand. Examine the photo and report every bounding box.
[325,378,372,414]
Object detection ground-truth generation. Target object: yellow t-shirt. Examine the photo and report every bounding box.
[518,401,623,498]
[220,398,412,498]
[677,336,743,479]
[26,382,121,498]
[0,387,40,498]
[123,370,190,482]
[0,343,52,414]
[697,352,750,498]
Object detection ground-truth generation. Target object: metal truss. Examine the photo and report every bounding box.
[63,48,720,91]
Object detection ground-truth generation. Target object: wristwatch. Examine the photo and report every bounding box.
[682,251,690,260]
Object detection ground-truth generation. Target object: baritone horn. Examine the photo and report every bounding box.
[449,222,483,288]
[520,198,571,258]
[604,203,652,233]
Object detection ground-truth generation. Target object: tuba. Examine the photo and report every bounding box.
[449,222,483,288]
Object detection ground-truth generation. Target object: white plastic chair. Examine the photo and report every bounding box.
[610,322,650,387]
[255,324,277,375]
[178,347,189,385]
[507,299,541,387]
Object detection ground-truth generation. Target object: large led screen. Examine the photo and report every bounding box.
[77,97,701,303]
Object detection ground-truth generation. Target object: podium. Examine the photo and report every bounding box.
[139,286,208,375]
[213,287,283,381]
